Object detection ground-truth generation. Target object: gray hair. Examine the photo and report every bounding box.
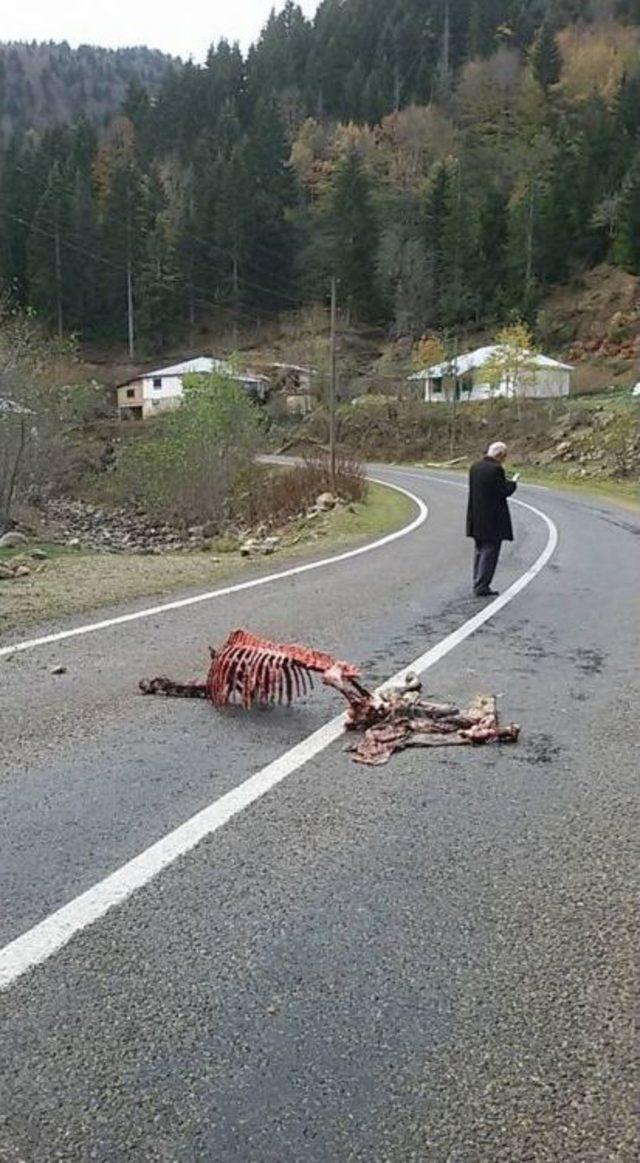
[487,441,507,458]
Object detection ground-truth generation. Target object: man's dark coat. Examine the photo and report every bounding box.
[466,456,517,543]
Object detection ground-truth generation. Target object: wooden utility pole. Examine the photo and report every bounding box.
[126,191,135,361]
[525,180,535,300]
[393,26,401,112]
[54,221,63,340]
[450,333,459,458]
[188,275,196,332]
[329,276,337,491]
[126,257,135,361]
[437,0,451,96]
[442,0,450,79]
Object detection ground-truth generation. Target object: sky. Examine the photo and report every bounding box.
[2,0,321,60]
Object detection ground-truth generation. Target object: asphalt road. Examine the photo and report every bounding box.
[0,467,638,1161]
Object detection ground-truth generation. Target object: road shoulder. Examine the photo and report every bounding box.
[0,482,413,639]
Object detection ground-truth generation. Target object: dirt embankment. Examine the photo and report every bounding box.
[285,393,639,485]
[540,265,640,394]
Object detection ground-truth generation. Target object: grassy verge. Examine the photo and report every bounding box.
[0,482,413,635]
[414,459,640,511]
[507,464,639,510]
[0,542,80,564]
[569,389,639,413]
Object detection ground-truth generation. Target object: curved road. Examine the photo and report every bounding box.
[0,467,638,1161]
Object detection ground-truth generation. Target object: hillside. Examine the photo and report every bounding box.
[0,42,176,141]
[3,3,640,360]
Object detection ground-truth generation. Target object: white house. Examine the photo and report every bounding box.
[117,357,270,420]
[409,345,573,403]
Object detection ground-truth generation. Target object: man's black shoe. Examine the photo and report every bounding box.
[474,588,499,597]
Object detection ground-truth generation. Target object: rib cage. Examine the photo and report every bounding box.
[207,629,361,709]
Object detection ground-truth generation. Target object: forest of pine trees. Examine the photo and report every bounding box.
[2,1,640,353]
[0,42,174,139]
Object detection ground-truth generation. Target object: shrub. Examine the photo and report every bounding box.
[235,451,367,529]
[0,302,100,524]
[107,373,263,526]
[103,377,367,532]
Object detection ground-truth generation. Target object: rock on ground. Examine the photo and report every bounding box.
[0,531,29,548]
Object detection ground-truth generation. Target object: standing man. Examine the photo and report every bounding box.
[466,441,519,597]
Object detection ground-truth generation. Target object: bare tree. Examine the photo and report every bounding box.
[482,323,540,418]
[0,301,84,527]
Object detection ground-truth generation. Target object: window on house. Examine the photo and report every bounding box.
[153,377,162,389]
[431,377,443,394]
[126,388,135,398]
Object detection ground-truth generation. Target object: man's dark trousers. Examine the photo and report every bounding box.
[473,540,501,595]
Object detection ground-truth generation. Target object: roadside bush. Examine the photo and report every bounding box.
[106,373,264,526]
[236,452,367,528]
[103,377,369,532]
[0,301,102,526]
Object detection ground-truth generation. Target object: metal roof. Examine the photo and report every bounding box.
[140,357,227,378]
[409,345,573,380]
[120,356,269,387]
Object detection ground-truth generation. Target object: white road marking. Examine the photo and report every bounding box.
[378,467,556,525]
[0,477,427,659]
[0,479,558,991]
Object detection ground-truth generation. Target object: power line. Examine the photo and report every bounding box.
[0,205,310,347]
[1,188,303,311]
[170,220,303,307]
[0,207,122,272]
[8,157,303,289]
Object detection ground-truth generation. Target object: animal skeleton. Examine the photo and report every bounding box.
[140,628,520,765]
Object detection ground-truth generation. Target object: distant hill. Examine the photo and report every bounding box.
[4,3,640,360]
[0,41,177,139]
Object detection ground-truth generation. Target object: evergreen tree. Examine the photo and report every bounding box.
[616,1,640,21]
[204,41,246,128]
[466,2,484,58]
[70,115,98,174]
[26,162,69,335]
[131,169,184,350]
[534,168,573,286]
[122,82,153,159]
[531,20,562,91]
[95,127,146,347]
[615,71,640,140]
[613,152,640,271]
[326,147,381,320]
[474,187,509,319]
[138,227,183,351]
[0,136,41,298]
[246,2,311,107]
[437,158,475,325]
[377,215,433,334]
[243,98,298,308]
[67,171,101,336]
[423,161,451,323]
[212,140,253,306]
